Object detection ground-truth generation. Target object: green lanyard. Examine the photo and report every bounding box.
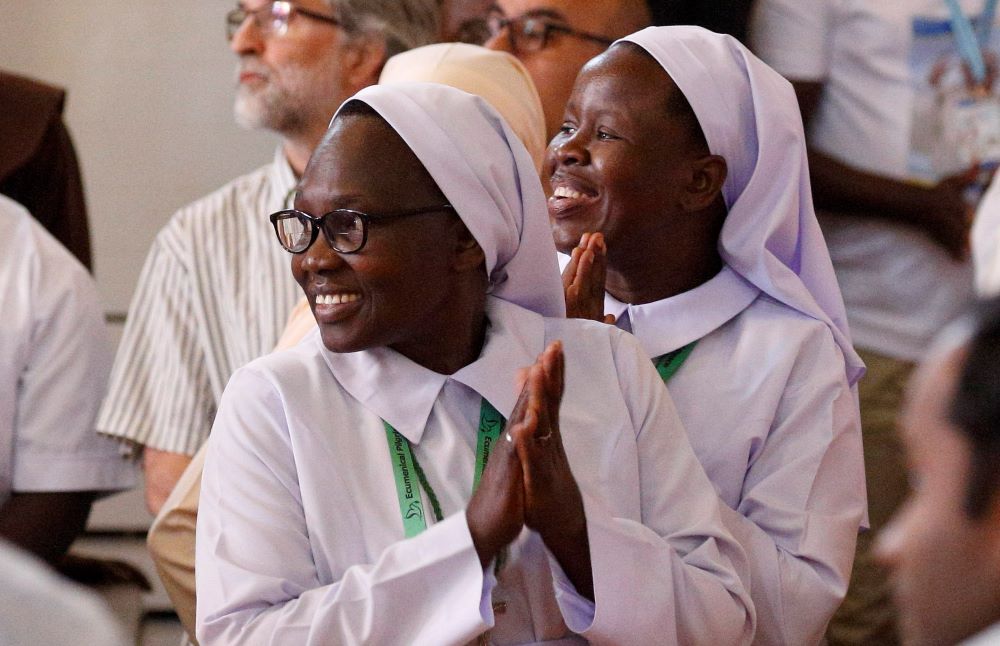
[653,341,698,384]
[384,399,506,538]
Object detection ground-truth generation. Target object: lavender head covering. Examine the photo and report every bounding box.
[622,26,864,384]
[333,83,565,318]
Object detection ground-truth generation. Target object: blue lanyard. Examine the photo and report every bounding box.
[946,0,998,84]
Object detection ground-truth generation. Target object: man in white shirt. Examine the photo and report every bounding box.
[875,299,1000,646]
[96,0,440,515]
[751,3,985,642]
[0,195,134,563]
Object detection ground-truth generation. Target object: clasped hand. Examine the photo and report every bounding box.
[466,341,594,600]
[563,232,615,324]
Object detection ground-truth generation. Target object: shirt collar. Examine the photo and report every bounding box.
[270,147,297,209]
[317,297,545,444]
[960,623,1000,646]
[604,265,760,358]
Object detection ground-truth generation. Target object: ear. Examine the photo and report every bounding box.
[681,154,727,212]
[340,34,388,94]
[450,219,487,273]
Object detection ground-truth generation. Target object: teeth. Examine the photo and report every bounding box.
[315,293,361,305]
[553,186,585,199]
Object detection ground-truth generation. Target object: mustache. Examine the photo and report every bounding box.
[236,57,272,82]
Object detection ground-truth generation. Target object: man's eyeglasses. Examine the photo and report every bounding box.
[226,1,340,40]
[270,205,455,254]
[485,10,614,54]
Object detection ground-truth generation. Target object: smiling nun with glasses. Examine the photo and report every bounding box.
[194,83,753,645]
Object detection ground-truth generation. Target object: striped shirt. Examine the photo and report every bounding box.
[97,149,300,455]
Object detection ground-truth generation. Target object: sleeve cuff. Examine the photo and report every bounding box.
[13,451,137,493]
[548,550,596,633]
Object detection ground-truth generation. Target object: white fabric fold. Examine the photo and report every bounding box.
[336,83,565,319]
[622,26,865,384]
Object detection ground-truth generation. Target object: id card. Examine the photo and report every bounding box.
[941,91,1000,170]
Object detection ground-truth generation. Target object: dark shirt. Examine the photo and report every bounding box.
[647,0,756,43]
[0,71,91,270]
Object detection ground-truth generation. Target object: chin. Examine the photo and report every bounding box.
[549,220,584,255]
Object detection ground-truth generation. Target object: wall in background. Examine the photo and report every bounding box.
[0,1,276,316]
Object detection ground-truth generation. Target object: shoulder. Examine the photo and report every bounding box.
[160,162,277,239]
[224,332,333,403]
[733,294,841,350]
[543,315,655,390]
[0,195,94,297]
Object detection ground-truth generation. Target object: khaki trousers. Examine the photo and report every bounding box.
[826,348,914,646]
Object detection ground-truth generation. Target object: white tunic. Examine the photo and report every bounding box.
[197,297,754,645]
[0,195,134,504]
[605,267,866,645]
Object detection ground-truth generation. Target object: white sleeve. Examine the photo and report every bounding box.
[196,368,494,646]
[974,174,1000,296]
[12,215,134,494]
[719,329,865,645]
[750,0,835,81]
[551,332,755,645]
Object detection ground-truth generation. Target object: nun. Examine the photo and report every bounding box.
[548,26,867,645]
[195,84,754,645]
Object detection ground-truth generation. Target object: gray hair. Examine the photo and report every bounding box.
[331,0,441,58]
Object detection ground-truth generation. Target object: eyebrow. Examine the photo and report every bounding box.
[490,4,569,23]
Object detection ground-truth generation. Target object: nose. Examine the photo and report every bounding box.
[550,128,590,168]
[872,510,905,573]
[229,15,264,55]
[295,233,347,277]
[484,27,514,54]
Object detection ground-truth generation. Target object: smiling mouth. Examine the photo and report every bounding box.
[316,293,360,305]
[548,185,598,218]
[312,292,363,322]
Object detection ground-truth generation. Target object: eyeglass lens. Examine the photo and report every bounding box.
[275,211,364,253]
[227,2,293,40]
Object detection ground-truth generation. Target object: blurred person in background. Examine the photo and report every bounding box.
[484,0,650,140]
[96,0,440,517]
[0,194,133,564]
[876,298,1000,646]
[0,71,92,270]
[751,2,984,641]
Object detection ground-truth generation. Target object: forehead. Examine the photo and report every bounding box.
[570,47,673,117]
[901,347,970,470]
[298,114,441,209]
[495,0,628,29]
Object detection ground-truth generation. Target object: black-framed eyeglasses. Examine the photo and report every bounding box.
[485,9,614,54]
[226,1,340,40]
[269,205,455,254]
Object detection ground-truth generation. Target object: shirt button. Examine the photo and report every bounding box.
[492,600,508,615]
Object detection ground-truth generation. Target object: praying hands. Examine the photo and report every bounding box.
[466,341,594,601]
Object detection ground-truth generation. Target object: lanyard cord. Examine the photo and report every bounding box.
[384,398,506,538]
[653,341,698,384]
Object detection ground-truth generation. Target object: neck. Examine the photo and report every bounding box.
[393,288,489,375]
[397,315,488,376]
[282,130,325,176]
[606,234,723,306]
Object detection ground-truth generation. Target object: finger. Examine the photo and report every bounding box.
[602,313,617,325]
[561,245,583,291]
[572,248,596,294]
[539,342,564,428]
[542,342,565,446]
[589,234,608,303]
